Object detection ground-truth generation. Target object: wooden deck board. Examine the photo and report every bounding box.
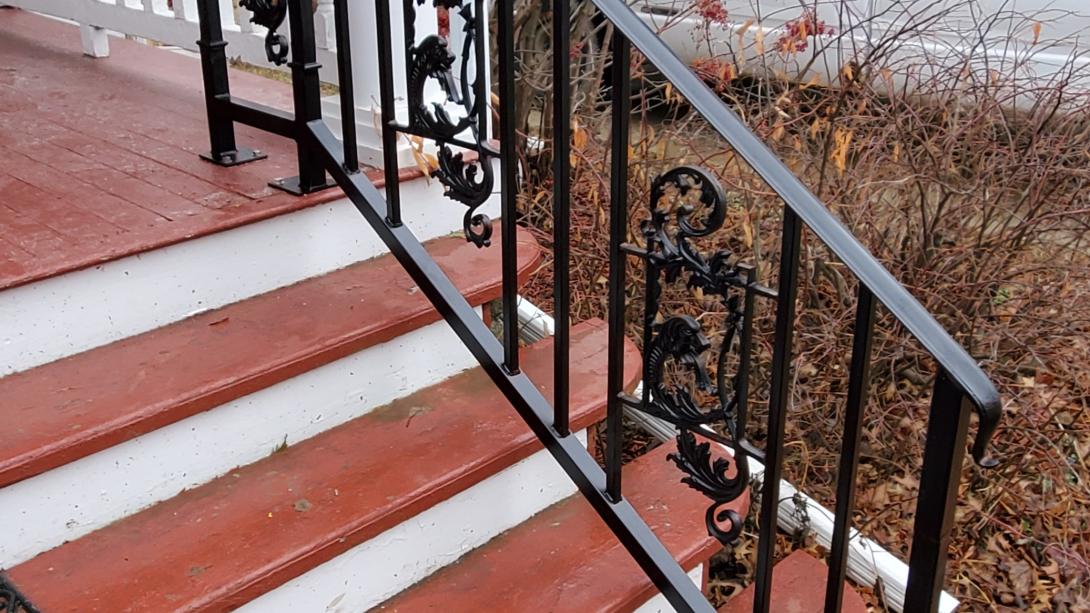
[0,9,355,290]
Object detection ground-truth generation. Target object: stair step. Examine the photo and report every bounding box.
[717,550,868,613]
[0,8,492,376]
[3,320,639,612]
[375,442,750,613]
[0,229,539,568]
[0,229,536,489]
[2,173,492,376]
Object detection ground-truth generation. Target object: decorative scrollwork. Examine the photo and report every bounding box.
[404,0,495,245]
[628,165,771,545]
[643,315,717,428]
[239,0,288,66]
[0,576,38,613]
[668,429,747,543]
[406,35,472,139]
[640,166,750,428]
[437,145,494,247]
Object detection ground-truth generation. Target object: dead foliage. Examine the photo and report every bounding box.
[508,0,1090,610]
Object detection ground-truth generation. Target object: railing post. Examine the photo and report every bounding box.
[172,0,193,21]
[605,26,631,502]
[752,206,803,612]
[194,0,266,166]
[373,0,402,225]
[271,0,335,194]
[552,0,572,436]
[825,286,876,612]
[497,0,520,374]
[904,371,972,612]
[332,0,358,173]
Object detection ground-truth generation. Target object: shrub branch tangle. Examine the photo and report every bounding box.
[507,1,1089,609]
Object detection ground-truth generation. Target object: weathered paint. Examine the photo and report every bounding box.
[5,321,638,611]
[375,443,747,612]
[718,550,868,613]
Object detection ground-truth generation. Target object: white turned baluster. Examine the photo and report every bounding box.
[141,0,155,13]
[235,3,254,34]
[320,0,447,168]
[80,23,110,57]
[313,0,336,50]
[172,0,196,21]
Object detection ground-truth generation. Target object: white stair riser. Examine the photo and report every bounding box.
[239,431,589,612]
[0,177,499,375]
[634,566,705,612]
[0,315,479,568]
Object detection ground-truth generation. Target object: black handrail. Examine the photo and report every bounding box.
[589,4,1002,611]
[304,120,715,612]
[188,0,1003,611]
[592,0,1001,456]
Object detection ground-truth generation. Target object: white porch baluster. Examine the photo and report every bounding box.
[312,0,335,50]
[171,0,191,21]
[321,0,445,169]
[79,23,110,57]
[234,0,257,34]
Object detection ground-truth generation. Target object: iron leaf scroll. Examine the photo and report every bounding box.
[628,165,771,545]
[0,576,38,613]
[239,0,289,65]
[405,0,495,246]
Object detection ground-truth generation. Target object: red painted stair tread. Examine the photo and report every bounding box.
[0,228,540,488]
[5,319,640,612]
[375,442,751,613]
[0,10,433,289]
[717,550,868,613]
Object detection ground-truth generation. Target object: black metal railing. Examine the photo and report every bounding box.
[192,1,1002,611]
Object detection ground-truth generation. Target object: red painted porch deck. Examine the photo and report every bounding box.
[0,8,376,291]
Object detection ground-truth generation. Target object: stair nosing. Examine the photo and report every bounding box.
[6,319,640,612]
[374,441,748,613]
[0,229,540,488]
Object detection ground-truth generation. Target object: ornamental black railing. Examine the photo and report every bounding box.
[191,1,1002,612]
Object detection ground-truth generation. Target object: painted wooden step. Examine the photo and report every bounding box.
[375,442,750,613]
[0,229,539,568]
[717,550,868,613]
[2,320,638,612]
[0,10,496,374]
[0,172,488,375]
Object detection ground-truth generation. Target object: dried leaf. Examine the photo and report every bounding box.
[572,118,589,149]
[1007,560,1036,597]
[831,127,853,174]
